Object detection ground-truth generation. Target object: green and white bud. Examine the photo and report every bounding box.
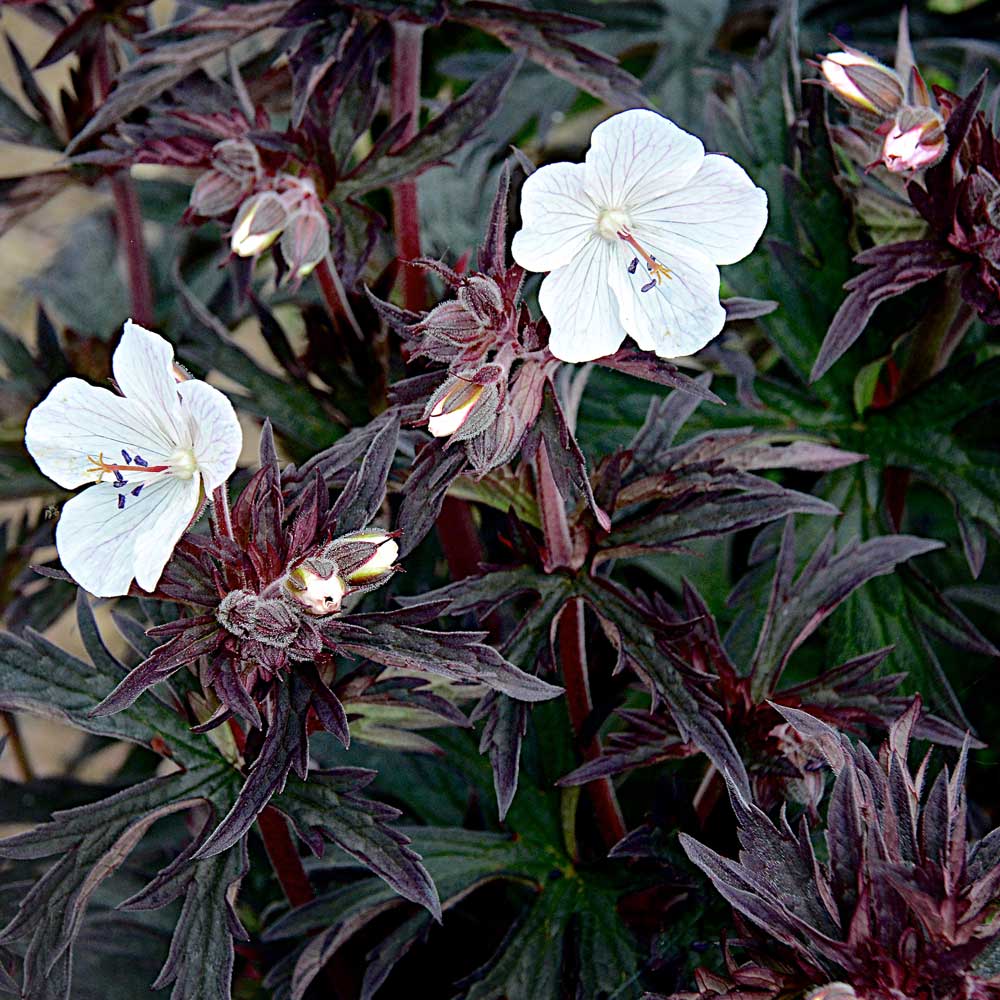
[284,559,347,616]
[231,191,288,257]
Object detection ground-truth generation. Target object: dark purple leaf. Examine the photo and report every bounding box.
[272,770,441,919]
[195,679,310,860]
[810,240,956,382]
[748,519,944,698]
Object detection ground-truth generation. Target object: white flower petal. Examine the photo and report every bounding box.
[584,109,705,212]
[631,153,768,266]
[113,321,186,442]
[510,161,595,272]
[56,475,200,597]
[609,239,726,359]
[25,377,176,490]
[177,379,243,491]
[539,237,627,362]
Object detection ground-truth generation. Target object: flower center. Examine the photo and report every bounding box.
[596,207,632,241]
[168,447,199,480]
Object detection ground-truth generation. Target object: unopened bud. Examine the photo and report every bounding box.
[217,589,298,646]
[231,191,288,257]
[211,138,261,182]
[189,169,248,218]
[335,530,400,587]
[821,50,903,116]
[457,274,505,326]
[285,562,346,616]
[426,372,501,441]
[429,383,483,437]
[279,208,330,280]
[806,985,857,1000]
[881,109,946,172]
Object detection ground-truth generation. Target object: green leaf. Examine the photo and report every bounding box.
[0,86,56,148]
[0,594,245,1000]
[860,359,1000,576]
[464,874,641,1000]
[120,835,249,1000]
[853,356,886,416]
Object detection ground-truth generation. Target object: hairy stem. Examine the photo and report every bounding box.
[536,445,626,850]
[212,484,234,541]
[95,28,154,326]
[390,20,426,312]
[1,712,33,781]
[535,442,573,572]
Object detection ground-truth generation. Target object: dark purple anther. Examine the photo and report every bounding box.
[113,470,127,486]
[117,495,126,510]
[131,485,144,497]
[133,455,148,467]
[641,279,656,293]
[121,449,132,464]
[627,258,639,274]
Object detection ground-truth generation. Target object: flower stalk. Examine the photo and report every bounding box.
[896,270,968,397]
[256,807,316,909]
[95,27,154,327]
[1,711,33,781]
[390,20,426,312]
[536,444,626,850]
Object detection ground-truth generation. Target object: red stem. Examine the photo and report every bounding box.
[390,21,426,312]
[1,712,33,781]
[95,28,154,327]
[110,172,155,326]
[212,484,234,540]
[437,496,485,581]
[257,807,316,909]
[558,598,627,849]
[535,445,626,850]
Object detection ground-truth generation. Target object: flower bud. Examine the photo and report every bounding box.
[457,274,505,326]
[279,208,330,280]
[820,50,904,116]
[428,383,483,437]
[284,561,346,616]
[806,985,857,1000]
[425,371,501,440]
[465,407,521,474]
[211,138,261,182]
[231,191,288,257]
[189,169,248,218]
[881,110,947,173]
[334,530,400,587]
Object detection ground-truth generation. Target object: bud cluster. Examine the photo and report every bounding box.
[188,138,330,281]
[213,528,400,688]
[820,44,946,173]
[284,530,401,616]
[380,261,557,475]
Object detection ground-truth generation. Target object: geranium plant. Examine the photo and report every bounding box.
[0,3,996,999]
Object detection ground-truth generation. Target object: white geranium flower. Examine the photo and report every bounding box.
[25,320,243,597]
[511,109,768,363]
